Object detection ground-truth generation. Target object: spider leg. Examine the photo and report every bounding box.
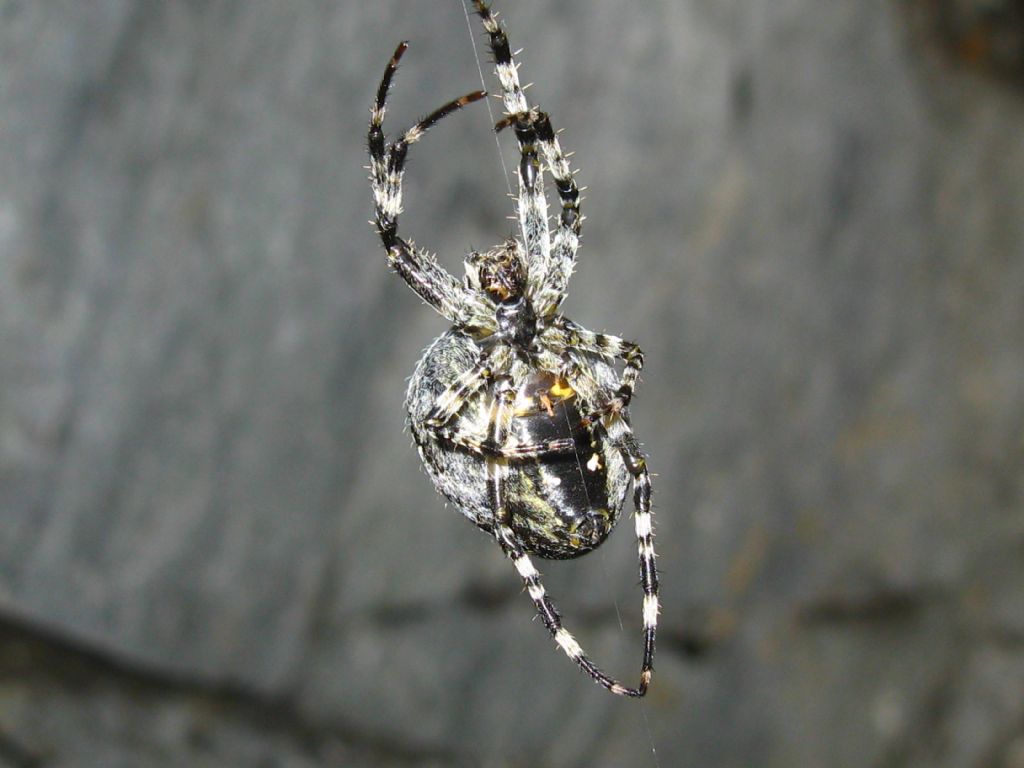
[534,110,582,316]
[424,346,501,430]
[424,346,575,458]
[435,426,575,460]
[472,3,554,290]
[543,319,645,425]
[602,418,658,694]
[473,1,582,316]
[369,43,491,327]
[486,377,649,697]
[471,2,529,117]
[498,109,582,317]
[558,369,658,697]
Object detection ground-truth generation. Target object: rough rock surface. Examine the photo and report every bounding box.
[1,1,1022,766]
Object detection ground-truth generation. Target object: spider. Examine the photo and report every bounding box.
[367,1,658,697]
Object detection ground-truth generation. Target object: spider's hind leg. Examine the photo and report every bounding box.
[486,377,650,697]
[600,418,658,694]
[557,363,658,696]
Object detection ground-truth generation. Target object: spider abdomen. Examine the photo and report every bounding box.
[504,372,617,559]
[406,332,630,560]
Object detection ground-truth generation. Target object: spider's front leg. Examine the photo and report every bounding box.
[474,2,583,316]
[544,319,645,425]
[496,108,583,318]
[474,1,583,318]
[472,2,551,275]
[369,43,490,327]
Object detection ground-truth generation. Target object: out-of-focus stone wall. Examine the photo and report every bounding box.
[1,1,1022,766]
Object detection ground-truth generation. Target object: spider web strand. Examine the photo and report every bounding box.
[461,0,514,197]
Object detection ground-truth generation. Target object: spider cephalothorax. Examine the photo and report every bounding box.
[466,240,538,346]
[465,239,527,302]
[368,1,658,697]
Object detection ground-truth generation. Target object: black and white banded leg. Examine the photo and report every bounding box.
[424,346,504,430]
[544,319,644,424]
[501,112,552,275]
[472,2,554,287]
[497,108,583,317]
[486,378,651,697]
[556,366,659,695]
[369,42,492,327]
[602,418,658,693]
[435,426,576,460]
[473,0,584,317]
[533,109,583,316]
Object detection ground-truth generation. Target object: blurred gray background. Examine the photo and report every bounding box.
[1,1,1023,766]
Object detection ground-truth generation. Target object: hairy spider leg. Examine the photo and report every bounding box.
[505,114,552,282]
[530,111,583,317]
[558,367,658,697]
[495,107,584,319]
[543,318,645,425]
[425,345,578,459]
[606,420,658,695]
[436,426,576,460]
[424,346,502,429]
[471,2,528,116]
[484,377,649,697]
[475,2,583,316]
[472,2,553,287]
[369,42,491,327]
